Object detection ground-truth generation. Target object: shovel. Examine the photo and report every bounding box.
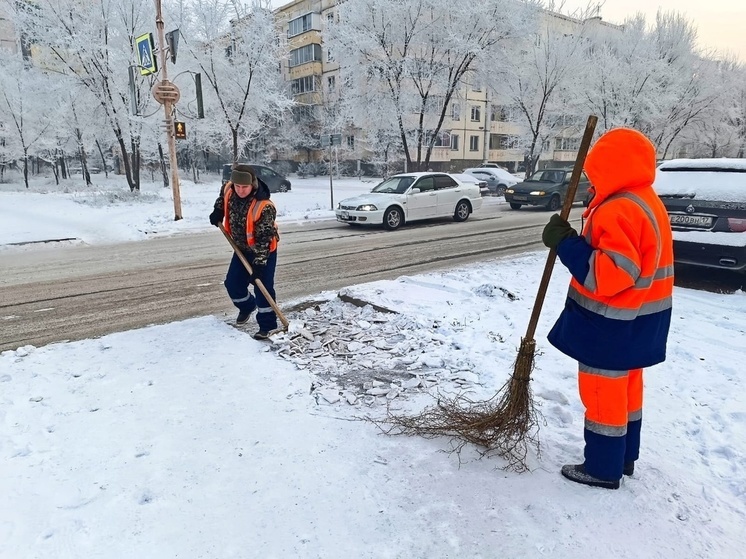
[218,224,289,332]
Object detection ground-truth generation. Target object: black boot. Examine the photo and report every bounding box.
[253,330,270,340]
[623,462,635,476]
[561,464,620,490]
[236,309,252,325]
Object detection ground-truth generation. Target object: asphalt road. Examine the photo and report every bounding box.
[0,204,585,351]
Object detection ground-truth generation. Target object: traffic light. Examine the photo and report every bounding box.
[166,29,180,64]
[174,121,186,140]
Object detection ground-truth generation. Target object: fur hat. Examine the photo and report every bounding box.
[230,164,257,186]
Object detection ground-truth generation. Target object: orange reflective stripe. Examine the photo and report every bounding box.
[223,184,233,236]
[246,199,278,252]
[578,364,644,433]
[627,369,643,418]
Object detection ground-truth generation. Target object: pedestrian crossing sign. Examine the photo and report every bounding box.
[136,33,158,76]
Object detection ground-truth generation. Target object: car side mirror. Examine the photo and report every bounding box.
[409,187,421,194]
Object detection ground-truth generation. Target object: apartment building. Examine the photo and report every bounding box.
[272,0,619,173]
[0,5,17,53]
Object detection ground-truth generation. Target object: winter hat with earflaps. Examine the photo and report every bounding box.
[230,164,257,186]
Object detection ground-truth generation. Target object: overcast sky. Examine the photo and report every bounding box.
[269,0,745,61]
[564,0,746,60]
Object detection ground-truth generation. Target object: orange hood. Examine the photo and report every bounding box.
[583,128,656,216]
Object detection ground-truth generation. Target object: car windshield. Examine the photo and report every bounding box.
[371,176,416,194]
[527,170,565,183]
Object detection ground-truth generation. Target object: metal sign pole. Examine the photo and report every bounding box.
[154,0,182,220]
[329,137,334,210]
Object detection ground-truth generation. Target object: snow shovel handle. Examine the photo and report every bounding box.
[523,115,597,342]
[218,224,289,329]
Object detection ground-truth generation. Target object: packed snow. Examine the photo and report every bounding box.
[1,172,745,558]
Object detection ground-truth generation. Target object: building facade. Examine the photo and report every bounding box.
[0,5,17,53]
[272,1,619,174]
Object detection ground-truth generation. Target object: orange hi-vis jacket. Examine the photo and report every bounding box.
[548,128,674,370]
[222,183,278,253]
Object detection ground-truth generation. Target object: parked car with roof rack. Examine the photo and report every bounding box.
[654,159,746,274]
[335,172,483,230]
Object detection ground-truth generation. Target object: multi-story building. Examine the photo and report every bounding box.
[0,5,17,53]
[272,0,620,173]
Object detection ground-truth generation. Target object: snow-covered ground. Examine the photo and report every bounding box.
[1,172,745,558]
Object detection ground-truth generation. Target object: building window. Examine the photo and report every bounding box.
[451,103,461,121]
[491,105,515,122]
[490,134,520,150]
[292,104,318,123]
[451,134,459,151]
[346,135,355,149]
[291,75,319,95]
[432,131,451,147]
[555,137,580,151]
[289,44,322,67]
[327,12,334,24]
[288,13,318,38]
[470,106,481,122]
[327,48,333,62]
[470,135,479,151]
[327,75,335,93]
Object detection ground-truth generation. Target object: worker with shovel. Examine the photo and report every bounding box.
[210,164,280,340]
[542,128,674,489]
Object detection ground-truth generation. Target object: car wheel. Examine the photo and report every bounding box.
[496,184,506,196]
[547,195,561,211]
[509,203,522,210]
[453,200,471,222]
[383,207,403,230]
[278,182,289,193]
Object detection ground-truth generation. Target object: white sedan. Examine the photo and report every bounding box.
[335,172,483,230]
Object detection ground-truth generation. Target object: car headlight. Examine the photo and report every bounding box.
[505,189,514,194]
[356,204,378,211]
[337,203,341,209]
[529,191,546,196]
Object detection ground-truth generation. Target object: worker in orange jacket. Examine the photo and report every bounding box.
[541,128,674,489]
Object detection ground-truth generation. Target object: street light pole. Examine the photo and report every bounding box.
[154,0,182,220]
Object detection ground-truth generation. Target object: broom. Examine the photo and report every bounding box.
[383,115,598,471]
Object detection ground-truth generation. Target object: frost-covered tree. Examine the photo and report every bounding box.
[178,0,292,163]
[682,59,746,158]
[582,10,724,158]
[327,0,535,172]
[646,12,721,158]
[489,3,592,177]
[0,47,58,187]
[5,0,161,190]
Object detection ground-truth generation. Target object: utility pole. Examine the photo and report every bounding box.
[153,0,182,220]
[328,138,334,210]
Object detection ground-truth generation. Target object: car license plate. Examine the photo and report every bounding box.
[513,195,527,201]
[669,214,712,227]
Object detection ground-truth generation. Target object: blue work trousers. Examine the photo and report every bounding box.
[224,250,277,332]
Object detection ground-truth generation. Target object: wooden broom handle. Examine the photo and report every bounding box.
[219,224,290,329]
[523,115,597,342]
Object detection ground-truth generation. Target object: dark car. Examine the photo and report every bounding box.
[221,164,291,193]
[504,168,590,211]
[654,159,746,274]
